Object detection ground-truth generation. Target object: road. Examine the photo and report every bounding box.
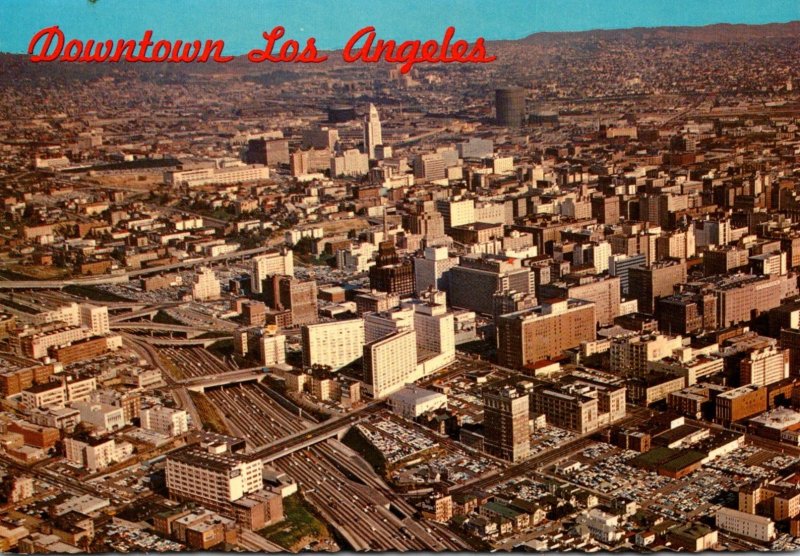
[0,454,104,498]
[274,443,466,551]
[248,402,384,461]
[0,245,278,289]
[205,382,312,448]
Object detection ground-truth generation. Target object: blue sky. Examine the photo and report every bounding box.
[3,0,799,54]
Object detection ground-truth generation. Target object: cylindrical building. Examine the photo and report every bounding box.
[495,88,526,127]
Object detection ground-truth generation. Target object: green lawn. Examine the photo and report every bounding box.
[258,494,330,551]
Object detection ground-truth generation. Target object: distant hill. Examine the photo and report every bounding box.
[513,21,800,45]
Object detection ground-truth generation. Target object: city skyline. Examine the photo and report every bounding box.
[0,0,798,54]
[2,2,800,553]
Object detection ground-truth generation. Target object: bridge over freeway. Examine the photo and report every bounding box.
[111,322,220,338]
[183,369,266,391]
[137,336,231,348]
[251,402,384,463]
[0,245,278,289]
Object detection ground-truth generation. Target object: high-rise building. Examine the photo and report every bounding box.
[496,299,596,368]
[457,138,494,159]
[414,247,458,295]
[413,153,447,182]
[530,373,626,434]
[166,443,263,512]
[245,138,290,166]
[302,126,339,151]
[79,304,110,335]
[302,319,365,370]
[363,330,418,398]
[260,331,286,367]
[609,253,646,296]
[629,260,687,315]
[363,103,383,159]
[251,249,294,294]
[192,267,221,301]
[657,290,717,335]
[331,148,369,176]
[739,346,789,387]
[364,306,415,344]
[495,88,526,127]
[408,298,456,370]
[449,255,533,315]
[483,384,530,462]
[540,275,620,327]
[435,198,475,229]
[264,275,318,326]
[355,289,400,317]
[609,333,683,376]
[368,241,415,297]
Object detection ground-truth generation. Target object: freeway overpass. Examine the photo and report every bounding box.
[183,369,266,391]
[109,302,182,322]
[0,246,278,289]
[139,336,230,347]
[111,322,220,338]
[251,402,384,463]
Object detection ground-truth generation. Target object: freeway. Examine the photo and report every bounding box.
[0,245,278,289]
[0,454,104,498]
[249,402,384,461]
[275,443,464,551]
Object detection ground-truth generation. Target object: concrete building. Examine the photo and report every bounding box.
[331,149,369,177]
[368,241,415,297]
[495,87,526,127]
[449,255,533,315]
[72,401,125,432]
[609,253,646,296]
[364,306,415,344]
[165,164,269,188]
[483,384,531,462]
[64,437,133,472]
[414,247,458,294]
[739,346,789,387]
[263,275,318,326]
[388,386,447,419]
[530,373,626,434]
[79,305,109,335]
[301,319,365,370]
[610,333,684,376]
[496,299,596,368]
[716,507,775,542]
[166,443,263,511]
[141,406,189,436]
[251,249,294,294]
[540,275,621,327]
[363,103,382,159]
[355,290,400,317]
[435,198,475,229]
[260,332,286,367]
[715,384,768,425]
[363,330,417,398]
[629,260,687,315]
[192,267,221,301]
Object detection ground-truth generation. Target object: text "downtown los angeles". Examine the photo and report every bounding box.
[28,26,496,74]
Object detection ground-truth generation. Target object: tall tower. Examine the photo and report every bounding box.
[363,103,383,159]
[495,88,526,127]
[483,384,530,462]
